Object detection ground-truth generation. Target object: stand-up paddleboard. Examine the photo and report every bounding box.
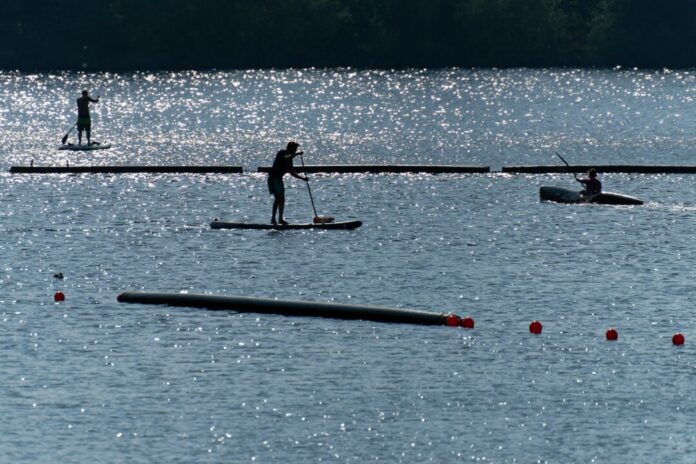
[58,143,112,151]
[211,220,362,230]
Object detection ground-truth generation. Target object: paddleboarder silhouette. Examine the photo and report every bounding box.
[268,141,309,225]
[76,90,100,146]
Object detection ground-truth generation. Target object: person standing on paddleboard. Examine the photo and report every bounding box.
[76,90,99,146]
[577,168,602,196]
[268,141,309,225]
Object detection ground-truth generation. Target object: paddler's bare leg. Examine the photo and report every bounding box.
[272,193,286,225]
[278,196,287,225]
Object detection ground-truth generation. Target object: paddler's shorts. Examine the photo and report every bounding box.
[77,116,91,131]
[267,176,284,196]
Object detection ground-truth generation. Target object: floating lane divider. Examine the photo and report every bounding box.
[257,164,490,174]
[502,165,696,174]
[9,165,244,174]
[117,291,465,326]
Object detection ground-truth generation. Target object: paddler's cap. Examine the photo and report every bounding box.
[286,141,299,151]
[82,90,89,96]
[588,168,597,177]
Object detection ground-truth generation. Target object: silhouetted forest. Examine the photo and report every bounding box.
[2,0,695,71]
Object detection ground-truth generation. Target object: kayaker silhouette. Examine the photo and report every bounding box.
[576,168,602,197]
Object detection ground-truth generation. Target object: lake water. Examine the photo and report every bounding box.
[1,68,696,463]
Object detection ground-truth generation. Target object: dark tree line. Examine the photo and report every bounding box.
[1,0,695,71]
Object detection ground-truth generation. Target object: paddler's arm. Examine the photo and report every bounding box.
[288,151,308,181]
[290,171,309,182]
[576,178,591,193]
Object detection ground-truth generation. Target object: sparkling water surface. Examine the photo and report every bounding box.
[1,69,696,463]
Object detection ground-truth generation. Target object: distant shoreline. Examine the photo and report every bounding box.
[1,66,694,74]
[2,0,695,72]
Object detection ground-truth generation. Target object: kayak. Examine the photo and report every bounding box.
[540,186,643,205]
[58,143,111,151]
[211,220,363,230]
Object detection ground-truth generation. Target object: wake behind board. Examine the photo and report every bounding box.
[211,220,362,230]
[58,143,112,151]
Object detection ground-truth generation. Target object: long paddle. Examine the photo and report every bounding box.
[555,151,582,184]
[298,153,334,224]
[61,122,77,145]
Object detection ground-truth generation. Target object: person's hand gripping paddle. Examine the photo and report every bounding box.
[299,152,335,224]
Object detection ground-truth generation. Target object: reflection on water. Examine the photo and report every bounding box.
[1,68,695,169]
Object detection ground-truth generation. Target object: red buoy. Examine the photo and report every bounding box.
[672,333,685,346]
[460,316,475,329]
[606,328,618,341]
[529,320,543,334]
[446,315,460,327]
[54,291,65,302]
